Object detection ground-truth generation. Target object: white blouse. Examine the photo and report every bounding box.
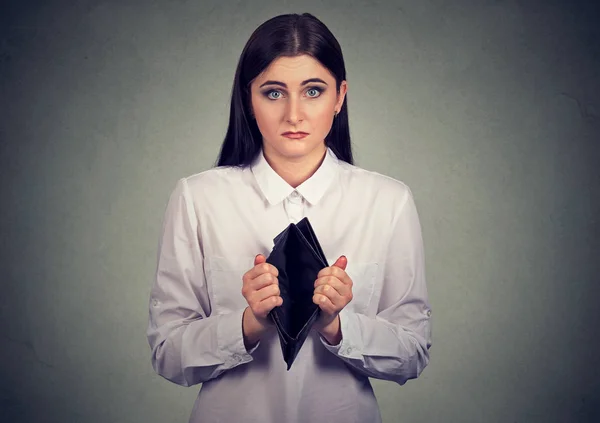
[147,146,432,423]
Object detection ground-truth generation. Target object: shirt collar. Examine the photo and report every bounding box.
[250,146,340,206]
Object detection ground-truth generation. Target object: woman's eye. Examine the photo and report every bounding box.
[266,90,282,100]
[264,87,323,100]
[306,88,322,98]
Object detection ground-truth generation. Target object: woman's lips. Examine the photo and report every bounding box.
[282,133,308,139]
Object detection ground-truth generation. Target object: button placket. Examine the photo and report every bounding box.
[284,192,304,223]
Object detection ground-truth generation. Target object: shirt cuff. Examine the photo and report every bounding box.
[319,308,362,359]
[216,308,258,366]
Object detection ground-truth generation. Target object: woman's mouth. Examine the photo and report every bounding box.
[282,132,309,139]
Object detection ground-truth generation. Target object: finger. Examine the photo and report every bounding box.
[250,272,278,291]
[242,272,277,299]
[314,276,350,295]
[251,282,281,303]
[333,255,347,270]
[245,261,279,281]
[317,264,348,281]
[315,284,346,309]
[313,293,336,314]
[255,295,283,316]
[317,266,332,279]
[254,254,266,266]
[324,266,353,286]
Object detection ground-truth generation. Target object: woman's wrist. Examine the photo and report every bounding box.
[318,314,342,345]
[242,307,268,350]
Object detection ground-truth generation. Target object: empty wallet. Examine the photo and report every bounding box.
[266,217,329,370]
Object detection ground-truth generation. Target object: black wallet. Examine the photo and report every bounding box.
[266,217,329,370]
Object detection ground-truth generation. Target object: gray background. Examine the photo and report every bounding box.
[1,0,599,422]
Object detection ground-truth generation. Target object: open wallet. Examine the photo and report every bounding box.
[265,217,329,370]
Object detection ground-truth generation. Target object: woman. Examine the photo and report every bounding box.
[147,12,432,423]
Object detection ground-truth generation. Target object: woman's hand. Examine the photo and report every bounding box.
[241,254,282,349]
[313,256,352,345]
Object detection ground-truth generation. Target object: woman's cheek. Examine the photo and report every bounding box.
[303,105,322,122]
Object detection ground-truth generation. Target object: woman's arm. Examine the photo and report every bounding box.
[320,186,432,385]
[146,178,258,387]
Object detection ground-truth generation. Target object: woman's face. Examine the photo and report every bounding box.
[249,54,347,162]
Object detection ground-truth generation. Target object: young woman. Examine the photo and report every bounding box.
[147,12,432,423]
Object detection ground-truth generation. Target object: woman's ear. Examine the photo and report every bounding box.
[336,80,348,112]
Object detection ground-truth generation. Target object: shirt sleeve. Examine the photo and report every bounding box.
[320,185,432,385]
[146,178,259,387]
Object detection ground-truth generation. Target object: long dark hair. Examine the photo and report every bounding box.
[214,13,354,168]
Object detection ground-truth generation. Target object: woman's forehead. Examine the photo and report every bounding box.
[254,55,334,86]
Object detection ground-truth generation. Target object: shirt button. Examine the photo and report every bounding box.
[289,191,303,202]
[152,299,159,307]
[233,354,242,362]
[427,310,432,317]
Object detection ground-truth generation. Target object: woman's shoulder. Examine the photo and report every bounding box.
[338,161,413,202]
[179,165,247,192]
[163,166,248,205]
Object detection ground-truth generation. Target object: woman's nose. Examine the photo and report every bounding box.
[285,96,303,124]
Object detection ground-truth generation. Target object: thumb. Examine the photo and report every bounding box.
[254,254,266,266]
[333,255,347,270]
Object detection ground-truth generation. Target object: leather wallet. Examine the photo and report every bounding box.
[266,217,329,370]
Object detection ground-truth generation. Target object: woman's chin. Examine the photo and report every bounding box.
[264,138,325,158]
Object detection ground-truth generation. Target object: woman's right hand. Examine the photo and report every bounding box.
[241,254,282,348]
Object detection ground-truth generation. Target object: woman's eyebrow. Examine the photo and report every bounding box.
[259,78,328,88]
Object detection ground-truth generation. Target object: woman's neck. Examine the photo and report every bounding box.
[263,144,327,189]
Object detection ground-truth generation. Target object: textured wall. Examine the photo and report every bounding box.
[1,0,599,422]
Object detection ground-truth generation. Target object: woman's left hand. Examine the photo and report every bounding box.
[313,256,352,343]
